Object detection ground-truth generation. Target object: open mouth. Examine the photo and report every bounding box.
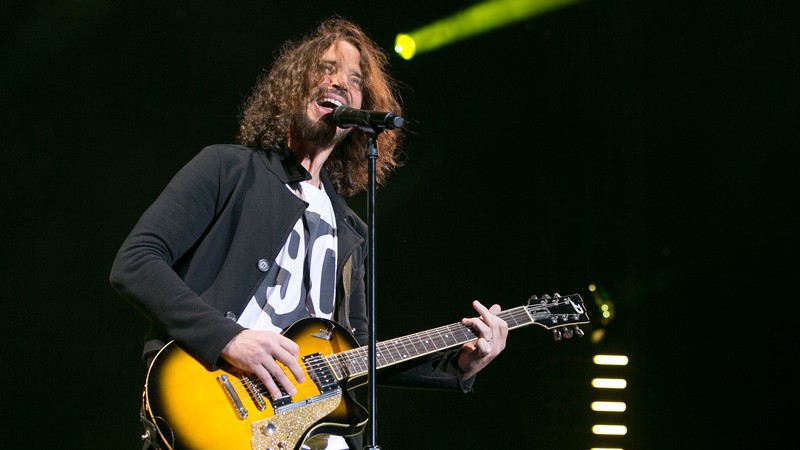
[317,96,345,114]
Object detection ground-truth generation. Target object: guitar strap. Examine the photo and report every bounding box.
[338,255,353,331]
[342,256,352,301]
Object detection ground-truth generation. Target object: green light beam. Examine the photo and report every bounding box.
[395,0,583,60]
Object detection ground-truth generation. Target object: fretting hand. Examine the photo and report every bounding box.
[457,300,508,379]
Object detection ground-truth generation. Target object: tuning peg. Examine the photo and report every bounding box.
[552,329,563,341]
[562,327,574,339]
[572,326,585,337]
[553,293,561,298]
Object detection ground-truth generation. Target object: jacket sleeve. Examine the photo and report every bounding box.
[377,349,475,393]
[109,146,244,369]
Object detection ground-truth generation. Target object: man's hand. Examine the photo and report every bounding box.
[220,329,305,399]
[457,300,508,379]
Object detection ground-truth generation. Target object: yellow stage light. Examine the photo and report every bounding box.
[395,0,583,59]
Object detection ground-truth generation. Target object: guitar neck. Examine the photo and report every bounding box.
[323,303,557,381]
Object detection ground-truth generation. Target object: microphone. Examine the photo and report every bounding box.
[332,106,404,132]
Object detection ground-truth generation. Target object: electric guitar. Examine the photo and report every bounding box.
[142,294,589,450]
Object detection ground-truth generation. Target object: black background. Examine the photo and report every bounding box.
[2,1,798,448]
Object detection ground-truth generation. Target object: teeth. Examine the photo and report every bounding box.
[320,97,343,108]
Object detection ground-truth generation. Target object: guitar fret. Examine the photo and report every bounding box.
[376,345,390,367]
[326,354,343,380]
[416,330,436,352]
[352,348,367,374]
[435,325,460,347]
[408,332,431,356]
[455,323,476,342]
[393,337,415,359]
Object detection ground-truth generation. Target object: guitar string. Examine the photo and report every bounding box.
[223,317,505,397]
[226,321,475,397]
[224,303,574,398]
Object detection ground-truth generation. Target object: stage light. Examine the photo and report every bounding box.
[591,378,627,389]
[591,401,627,412]
[593,354,629,366]
[592,425,628,435]
[394,34,416,60]
[394,0,583,60]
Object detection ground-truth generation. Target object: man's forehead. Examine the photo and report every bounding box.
[321,41,361,67]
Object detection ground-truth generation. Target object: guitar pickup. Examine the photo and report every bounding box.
[302,352,338,393]
[270,393,293,409]
[241,375,267,411]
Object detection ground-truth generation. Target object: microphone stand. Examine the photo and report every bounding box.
[332,105,402,449]
[364,129,380,450]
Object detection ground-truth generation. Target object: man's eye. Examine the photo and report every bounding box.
[350,77,363,88]
[322,64,334,74]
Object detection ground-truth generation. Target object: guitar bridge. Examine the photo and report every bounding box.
[217,374,248,419]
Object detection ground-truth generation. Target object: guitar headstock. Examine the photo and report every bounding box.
[526,293,590,341]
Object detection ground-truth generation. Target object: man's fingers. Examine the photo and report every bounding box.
[476,337,492,354]
[279,335,301,357]
[263,359,299,398]
[472,299,490,315]
[252,365,284,400]
[273,345,305,384]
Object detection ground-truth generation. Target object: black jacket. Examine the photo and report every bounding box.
[110,144,470,391]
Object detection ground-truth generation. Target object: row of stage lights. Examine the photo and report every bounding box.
[591,354,628,449]
[589,285,627,450]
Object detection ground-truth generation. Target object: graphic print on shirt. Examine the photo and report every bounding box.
[237,182,337,333]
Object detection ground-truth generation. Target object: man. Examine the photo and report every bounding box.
[110,17,507,449]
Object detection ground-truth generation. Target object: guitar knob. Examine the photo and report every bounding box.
[563,327,574,339]
[573,326,585,337]
[552,329,563,341]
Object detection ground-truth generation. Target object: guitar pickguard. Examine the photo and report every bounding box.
[251,394,342,450]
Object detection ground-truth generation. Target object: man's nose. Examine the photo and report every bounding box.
[327,70,348,90]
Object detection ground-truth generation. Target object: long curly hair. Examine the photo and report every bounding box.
[237,17,404,197]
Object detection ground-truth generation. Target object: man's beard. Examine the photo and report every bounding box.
[293,105,351,148]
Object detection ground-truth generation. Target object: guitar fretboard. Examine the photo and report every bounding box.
[324,303,557,380]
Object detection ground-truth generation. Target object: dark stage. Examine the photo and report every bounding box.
[2,1,797,448]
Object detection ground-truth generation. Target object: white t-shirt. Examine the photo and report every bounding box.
[238,181,338,331]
